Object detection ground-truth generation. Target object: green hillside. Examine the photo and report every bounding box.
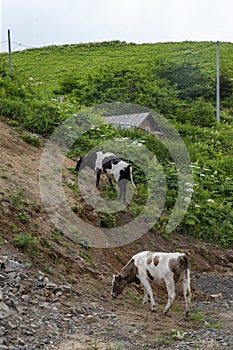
[1,40,233,93]
[0,41,232,248]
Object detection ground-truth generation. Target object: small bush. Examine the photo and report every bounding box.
[14,232,39,252]
[22,134,41,147]
[7,119,19,127]
[9,187,27,210]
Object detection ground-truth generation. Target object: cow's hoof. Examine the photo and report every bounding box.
[163,311,171,317]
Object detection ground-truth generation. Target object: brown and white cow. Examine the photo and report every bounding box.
[111,251,191,316]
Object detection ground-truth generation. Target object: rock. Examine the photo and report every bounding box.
[0,273,7,281]
[67,179,75,186]
[0,326,6,336]
[2,256,23,273]
[7,321,18,330]
[0,302,11,319]
[46,282,58,290]
[21,295,30,302]
[8,272,18,284]
[210,293,223,299]
[43,276,50,285]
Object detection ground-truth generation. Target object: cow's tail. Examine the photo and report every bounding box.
[129,165,137,194]
[182,255,190,280]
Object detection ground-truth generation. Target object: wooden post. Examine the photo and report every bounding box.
[8,29,12,73]
[216,41,220,121]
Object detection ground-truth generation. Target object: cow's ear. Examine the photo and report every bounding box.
[113,274,121,281]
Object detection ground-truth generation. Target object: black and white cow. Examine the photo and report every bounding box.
[75,151,136,202]
[111,251,191,316]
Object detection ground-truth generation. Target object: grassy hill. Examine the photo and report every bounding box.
[0,40,232,248]
[1,40,233,93]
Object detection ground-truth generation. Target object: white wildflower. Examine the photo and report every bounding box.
[189,164,201,169]
[207,199,215,203]
[185,188,194,193]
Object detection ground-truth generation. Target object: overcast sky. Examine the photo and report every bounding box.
[1,0,233,52]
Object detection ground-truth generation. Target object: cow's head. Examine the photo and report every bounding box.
[75,153,97,172]
[111,274,128,298]
[75,157,83,172]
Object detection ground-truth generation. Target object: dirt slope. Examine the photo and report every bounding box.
[0,117,233,349]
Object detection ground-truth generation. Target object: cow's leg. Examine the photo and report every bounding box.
[117,180,127,202]
[117,182,122,201]
[182,272,191,316]
[108,177,114,187]
[142,287,149,305]
[122,186,126,203]
[140,278,156,311]
[163,278,176,315]
[96,169,101,188]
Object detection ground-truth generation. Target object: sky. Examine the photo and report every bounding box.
[1,0,233,52]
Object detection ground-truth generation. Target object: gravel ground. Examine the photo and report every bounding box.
[1,256,233,350]
[50,273,233,350]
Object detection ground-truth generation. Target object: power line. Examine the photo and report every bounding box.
[5,37,215,56]
[11,41,34,49]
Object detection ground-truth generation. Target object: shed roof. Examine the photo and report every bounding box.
[103,112,152,128]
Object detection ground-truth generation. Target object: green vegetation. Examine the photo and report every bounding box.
[189,311,205,323]
[0,41,232,248]
[190,311,222,330]
[9,223,20,234]
[9,187,28,210]
[22,133,41,147]
[14,232,39,253]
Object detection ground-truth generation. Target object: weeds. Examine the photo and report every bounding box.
[22,134,41,147]
[80,251,95,266]
[17,212,30,224]
[79,237,90,250]
[14,232,39,253]
[7,119,19,127]
[51,228,63,244]
[41,236,51,248]
[9,223,20,234]
[168,329,186,340]
[9,187,27,210]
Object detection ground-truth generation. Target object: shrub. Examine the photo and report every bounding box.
[22,134,41,147]
[14,232,39,252]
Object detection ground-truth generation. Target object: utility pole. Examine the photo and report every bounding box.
[8,29,12,73]
[216,41,220,121]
